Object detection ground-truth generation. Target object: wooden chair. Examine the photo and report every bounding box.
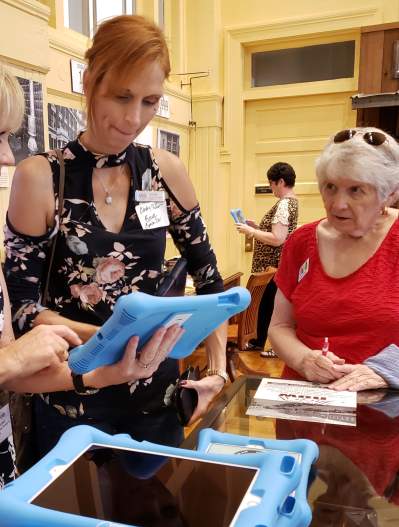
[226,267,278,381]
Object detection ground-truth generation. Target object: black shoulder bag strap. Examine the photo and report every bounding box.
[42,149,65,306]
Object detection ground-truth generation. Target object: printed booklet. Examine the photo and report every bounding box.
[246,378,357,426]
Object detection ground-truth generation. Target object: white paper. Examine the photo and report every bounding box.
[246,402,357,427]
[253,378,357,411]
[135,201,170,230]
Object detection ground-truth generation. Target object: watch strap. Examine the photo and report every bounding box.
[71,372,98,395]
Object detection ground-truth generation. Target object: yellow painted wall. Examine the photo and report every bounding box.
[186,0,399,282]
[1,0,399,279]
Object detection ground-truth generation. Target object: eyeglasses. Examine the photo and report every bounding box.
[333,129,387,146]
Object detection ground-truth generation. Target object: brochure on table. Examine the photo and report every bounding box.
[246,378,357,426]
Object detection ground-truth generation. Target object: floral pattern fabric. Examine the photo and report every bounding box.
[252,197,298,272]
[4,138,223,422]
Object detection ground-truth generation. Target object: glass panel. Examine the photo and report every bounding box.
[32,446,257,527]
[158,130,180,157]
[67,0,85,35]
[252,41,355,87]
[158,0,165,28]
[95,0,124,26]
[126,0,135,15]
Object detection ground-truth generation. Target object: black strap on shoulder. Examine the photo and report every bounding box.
[42,149,65,306]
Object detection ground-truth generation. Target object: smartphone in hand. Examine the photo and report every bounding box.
[171,366,199,425]
[230,208,246,224]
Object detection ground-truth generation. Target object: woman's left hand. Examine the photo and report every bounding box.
[236,223,254,237]
[179,375,225,425]
[328,364,388,391]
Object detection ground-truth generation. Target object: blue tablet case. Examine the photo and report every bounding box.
[69,287,250,374]
[0,425,318,527]
[198,429,319,527]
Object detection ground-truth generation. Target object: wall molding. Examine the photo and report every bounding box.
[0,54,49,75]
[164,83,191,103]
[47,87,85,106]
[1,0,50,22]
[48,27,90,60]
[192,93,223,103]
[226,6,380,41]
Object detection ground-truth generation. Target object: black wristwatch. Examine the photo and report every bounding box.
[71,372,99,395]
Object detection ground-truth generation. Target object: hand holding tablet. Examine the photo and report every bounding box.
[69,287,250,374]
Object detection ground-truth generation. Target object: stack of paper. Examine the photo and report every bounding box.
[246,378,357,426]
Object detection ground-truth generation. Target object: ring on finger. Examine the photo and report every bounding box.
[137,358,152,369]
[60,349,68,361]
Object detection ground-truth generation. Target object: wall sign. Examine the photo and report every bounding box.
[156,95,170,119]
[70,59,86,94]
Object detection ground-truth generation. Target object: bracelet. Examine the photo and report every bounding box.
[206,368,229,383]
[71,372,99,395]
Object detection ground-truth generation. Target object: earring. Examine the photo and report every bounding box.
[381,206,389,215]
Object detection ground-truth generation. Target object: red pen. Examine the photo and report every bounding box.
[322,337,329,356]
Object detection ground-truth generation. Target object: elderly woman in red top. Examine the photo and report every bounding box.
[269,127,399,391]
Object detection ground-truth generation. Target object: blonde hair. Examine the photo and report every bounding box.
[84,15,170,126]
[316,127,399,202]
[0,63,24,132]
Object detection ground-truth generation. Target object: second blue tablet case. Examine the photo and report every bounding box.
[0,425,318,527]
[69,287,250,374]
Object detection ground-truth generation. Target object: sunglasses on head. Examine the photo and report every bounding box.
[333,129,387,146]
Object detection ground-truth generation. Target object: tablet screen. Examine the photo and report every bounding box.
[31,446,258,526]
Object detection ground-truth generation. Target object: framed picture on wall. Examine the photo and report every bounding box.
[9,77,45,164]
[70,59,86,94]
[48,103,86,150]
[157,129,180,157]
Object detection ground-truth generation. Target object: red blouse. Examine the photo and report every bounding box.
[275,219,399,370]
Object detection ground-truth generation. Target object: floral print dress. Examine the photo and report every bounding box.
[4,138,223,438]
[0,285,17,490]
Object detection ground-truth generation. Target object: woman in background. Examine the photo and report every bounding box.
[236,162,298,356]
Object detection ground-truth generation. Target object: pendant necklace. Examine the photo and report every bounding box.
[97,167,122,205]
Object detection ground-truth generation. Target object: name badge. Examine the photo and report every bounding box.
[0,404,12,444]
[298,258,309,283]
[135,190,165,202]
[136,201,170,230]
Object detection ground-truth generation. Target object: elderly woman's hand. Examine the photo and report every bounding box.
[245,219,259,229]
[236,223,255,237]
[328,364,388,391]
[299,349,345,383]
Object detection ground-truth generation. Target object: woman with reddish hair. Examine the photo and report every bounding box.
[4,15,227,460]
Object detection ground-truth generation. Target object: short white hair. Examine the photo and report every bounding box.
[0,63,24,133]
[315,127,399,202]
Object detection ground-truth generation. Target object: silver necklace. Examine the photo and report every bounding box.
[96,169,122,205]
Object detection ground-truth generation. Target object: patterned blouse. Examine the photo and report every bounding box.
[251,197,298,272]
[4,138,223,420]
[0,285,17,490]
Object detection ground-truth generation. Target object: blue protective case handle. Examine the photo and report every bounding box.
[68,287,250,373]
[0,425,318,527]
[197,429,319,527]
